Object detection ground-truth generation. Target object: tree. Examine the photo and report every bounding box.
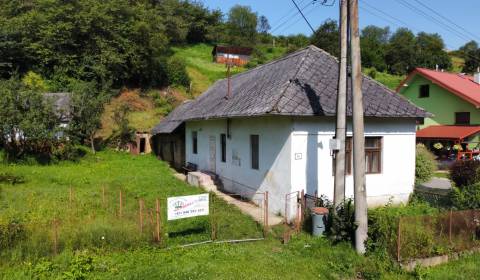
[67,81,108,153]
[109,104,135,150]
[311,19,339,57]
[257,15,271,34]
[361,25,390,72]
[415,32,451,71]
[0,78,59,162]
[385,28,417,75]
[226,5,258,46]
[459,41,480,73]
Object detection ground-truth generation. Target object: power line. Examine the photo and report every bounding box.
[270,1,314,33]
[276,3,322,34]
[393,0,471,42]
[360,0,480,65]
[290,0,315,33]
[410,0,480,43]
[270,0,309,27]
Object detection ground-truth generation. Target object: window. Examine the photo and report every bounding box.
[365,137,382,174]
[220,133,226,162]
[192,131,198,154]
[455,112,470,125]
[419,84,430,98]
[250,135,259,170]
[333,137,382,175]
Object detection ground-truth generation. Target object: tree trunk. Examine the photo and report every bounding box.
[90,134,96,154]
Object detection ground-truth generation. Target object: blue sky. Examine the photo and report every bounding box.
[199,0,480,50]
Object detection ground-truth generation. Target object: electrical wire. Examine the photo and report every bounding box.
[270,0,315,33]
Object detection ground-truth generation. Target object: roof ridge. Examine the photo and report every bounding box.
[268,46,312,113]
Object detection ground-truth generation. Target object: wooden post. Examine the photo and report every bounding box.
[119,190,123,218]
[449,209,453,244]
[349,0,368,254]
[155,198,161,243]
[53,219,59,255]
[333,0,348,210]
[139,199,144,234]
[102,186,106,208]
[211,194,216,241]
[265,191,269,232]
[397,218,401,262]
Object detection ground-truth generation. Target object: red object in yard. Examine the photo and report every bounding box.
[416,125,480,140]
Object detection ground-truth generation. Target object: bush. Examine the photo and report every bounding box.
[451,183,480,210]
[327,199,357,244]
[52,143,88,162]
[450,160,480,187]
[366,201,438,257]
[166,57,190,87]
[415,144,437,183]
[0,219,26,250]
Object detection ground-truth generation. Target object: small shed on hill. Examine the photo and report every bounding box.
[212,45,253,66]
[128,132,152,155]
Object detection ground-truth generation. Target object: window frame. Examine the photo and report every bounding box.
[250,134,259,170]
[192,131,198,154]
[455,112,470,125]
[419,84,430,98]
[334,136,382,175]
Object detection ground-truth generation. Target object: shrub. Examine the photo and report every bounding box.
[415,144,437,183]
[450,160,480,187]
[0,173,25,185]
[0,219,26,250]
[366,201,438,257]
[166,57,190,87]
[451,183,480,210]
[52,143,87,162]
[327,199,357,244]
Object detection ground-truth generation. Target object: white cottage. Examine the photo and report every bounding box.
[152,46,429,216]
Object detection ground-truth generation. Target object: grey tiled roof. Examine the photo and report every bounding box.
[152,100,194,134]
[153,45,429,135]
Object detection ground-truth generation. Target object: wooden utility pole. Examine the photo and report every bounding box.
[333,0,348,210]
[349,0,368,254]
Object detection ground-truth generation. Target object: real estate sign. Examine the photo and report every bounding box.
[167,193,209,220]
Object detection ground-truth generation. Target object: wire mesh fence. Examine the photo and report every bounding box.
[0,187,269,259]
[397,209,480,262]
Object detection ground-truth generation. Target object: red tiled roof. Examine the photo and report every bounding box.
[397,68,480,107]
[416,125,480,140]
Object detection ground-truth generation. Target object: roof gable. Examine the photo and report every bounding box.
[397,68,480,108]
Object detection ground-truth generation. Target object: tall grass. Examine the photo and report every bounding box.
[0,151,263,262]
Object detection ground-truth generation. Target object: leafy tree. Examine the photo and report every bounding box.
[166,57,190,87]
[109,104,135,150]
[361,25,390,72]
[257,15,271,34]
[67,81,108,153]
[311,19,339,57]
[385,28,417,75]
[463,49,480,73]
[226,5,258,46]
[458,40,478,59]
[415,32,451,71]
[0,78,59,162]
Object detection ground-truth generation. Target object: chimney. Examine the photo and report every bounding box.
[435,64,439,71]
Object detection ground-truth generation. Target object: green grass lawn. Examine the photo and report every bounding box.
[1,150,479,279]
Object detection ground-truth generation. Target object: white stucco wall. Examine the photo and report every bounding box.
[185,116,293,215]
[291,117,417,207]
[184,116,417,218]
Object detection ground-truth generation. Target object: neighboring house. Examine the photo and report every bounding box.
[44,92,72,139]
[397,68,480,159]
[153,46,429,217]
[212,45,253,66]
